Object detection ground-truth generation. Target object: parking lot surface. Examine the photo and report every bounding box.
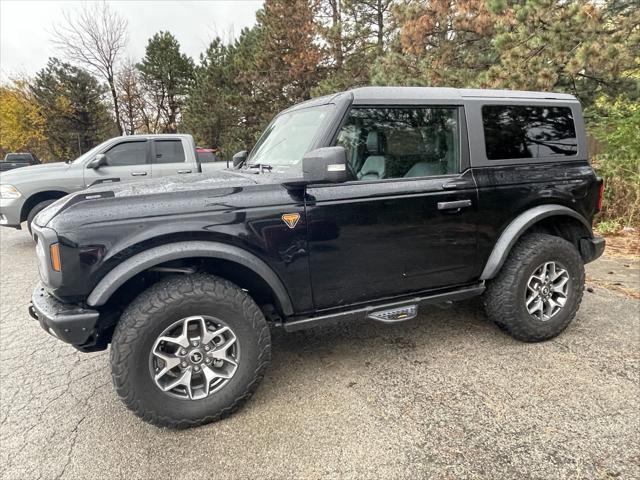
[1,227,638,479]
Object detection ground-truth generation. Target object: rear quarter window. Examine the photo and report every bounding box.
[482,105,577,160]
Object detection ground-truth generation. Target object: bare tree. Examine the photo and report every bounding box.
[116,59,142,135]
[116,58,163,134]
[53,1,128,135]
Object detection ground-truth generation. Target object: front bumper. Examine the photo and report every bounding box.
[29,283,99,347]
[0,197,23,229]
[580,236,606,264]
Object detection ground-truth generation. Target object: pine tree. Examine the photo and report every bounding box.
[31,58,115,159]
[137,32,195,133]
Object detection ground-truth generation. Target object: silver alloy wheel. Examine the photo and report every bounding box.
[525,261,570,321]
[149,316,239,400]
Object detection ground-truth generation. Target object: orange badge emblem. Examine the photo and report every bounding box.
[282,213,300,229]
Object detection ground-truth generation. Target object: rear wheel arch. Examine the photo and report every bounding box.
[87,241,294,317]
[481,205,592,281]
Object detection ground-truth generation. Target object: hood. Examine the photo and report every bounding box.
[88,170,260,198]
[0,162,71,184]
[35,169,290,229]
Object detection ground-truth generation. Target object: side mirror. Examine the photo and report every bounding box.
[301,146,347,184]
[232,150,247,169]
[87,153,107,169]
[282,146,348,190]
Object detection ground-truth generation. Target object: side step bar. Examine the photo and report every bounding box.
[282,283,485,332]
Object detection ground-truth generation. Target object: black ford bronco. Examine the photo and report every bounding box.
[29,87,605,428]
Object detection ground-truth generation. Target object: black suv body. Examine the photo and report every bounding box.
[29,87,604,427]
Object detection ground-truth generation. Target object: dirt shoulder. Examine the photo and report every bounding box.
[586,235,640,299]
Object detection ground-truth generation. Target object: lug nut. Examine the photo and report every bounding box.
[205,358,211,364]
[194,366,200,372]
[192,341,199,347]
[181,361,188,368]
[204,345,210,351]
[180,349,187,355]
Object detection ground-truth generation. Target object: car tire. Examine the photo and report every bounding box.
[110,273,271,428]
[26,200,56,235]
[483,233,585,342]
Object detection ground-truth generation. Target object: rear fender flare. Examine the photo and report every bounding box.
[86,241,294,316]
[480,204,592,280]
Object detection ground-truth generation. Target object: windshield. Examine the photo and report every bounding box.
[247,104,333,168]
[70,141,108,164]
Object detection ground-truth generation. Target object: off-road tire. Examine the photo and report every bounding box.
[110,274,271,428]
[26,200,55,235]
[483,233,585,342]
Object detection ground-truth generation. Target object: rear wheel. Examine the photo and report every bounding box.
[483,233,585,342]
[110,274,271,428]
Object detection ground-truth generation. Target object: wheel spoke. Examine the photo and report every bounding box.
[161,368,193,398]
[153,351,182,381]
[527,298,543,316]
[202,325,232,346]
[202,365,219,396]
[552,276,569,292]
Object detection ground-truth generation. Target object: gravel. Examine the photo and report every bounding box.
[1,227,638,479]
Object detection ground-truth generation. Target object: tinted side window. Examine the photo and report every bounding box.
[104,141,148,166]
[336,107,460,181]
[154,140,185,164]
[482,105,577,160]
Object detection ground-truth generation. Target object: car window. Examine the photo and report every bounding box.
[336,107,460,181]
[5,154,32,162]
[154,140,185,164]
[104,141,148,166]
[482,105,577,160]
[248,104,333,168]
[197,150,219,163]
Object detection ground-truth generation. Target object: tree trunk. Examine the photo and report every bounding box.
[377,0,384,55]
[108,72,123,135]
[332,0,343,68]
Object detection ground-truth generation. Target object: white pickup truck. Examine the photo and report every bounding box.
[0,134,227,232]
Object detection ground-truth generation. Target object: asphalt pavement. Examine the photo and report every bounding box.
[0,227,638,479]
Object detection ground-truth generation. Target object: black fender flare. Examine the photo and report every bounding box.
[480,204,592,281]
[86,241,294,316]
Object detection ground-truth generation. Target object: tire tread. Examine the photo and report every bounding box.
[110,274,271,428]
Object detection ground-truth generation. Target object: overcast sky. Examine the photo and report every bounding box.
[0,0,263,80]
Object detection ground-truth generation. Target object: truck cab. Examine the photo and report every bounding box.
[0,134,225,232]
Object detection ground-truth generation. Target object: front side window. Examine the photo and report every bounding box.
[336,107,460,181]
[154,140,185,164]
[104,141,148,166]
[482,105,577,160]
[248,104,333,168]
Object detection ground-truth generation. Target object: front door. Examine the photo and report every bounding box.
[83,139,151,187]
[306,105,478,310]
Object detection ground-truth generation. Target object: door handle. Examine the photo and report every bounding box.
[177,169,192,174]
[131,171,147,176]
[442,181,470,190]
[438,199,472,210]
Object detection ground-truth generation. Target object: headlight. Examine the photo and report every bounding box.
[0,184,22,199]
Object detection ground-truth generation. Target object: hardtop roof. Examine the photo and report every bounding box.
[349,86,577,103]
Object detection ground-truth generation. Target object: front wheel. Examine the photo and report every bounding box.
[483,233,585,342]
[26,200,56,235]
[110,274,271,428]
